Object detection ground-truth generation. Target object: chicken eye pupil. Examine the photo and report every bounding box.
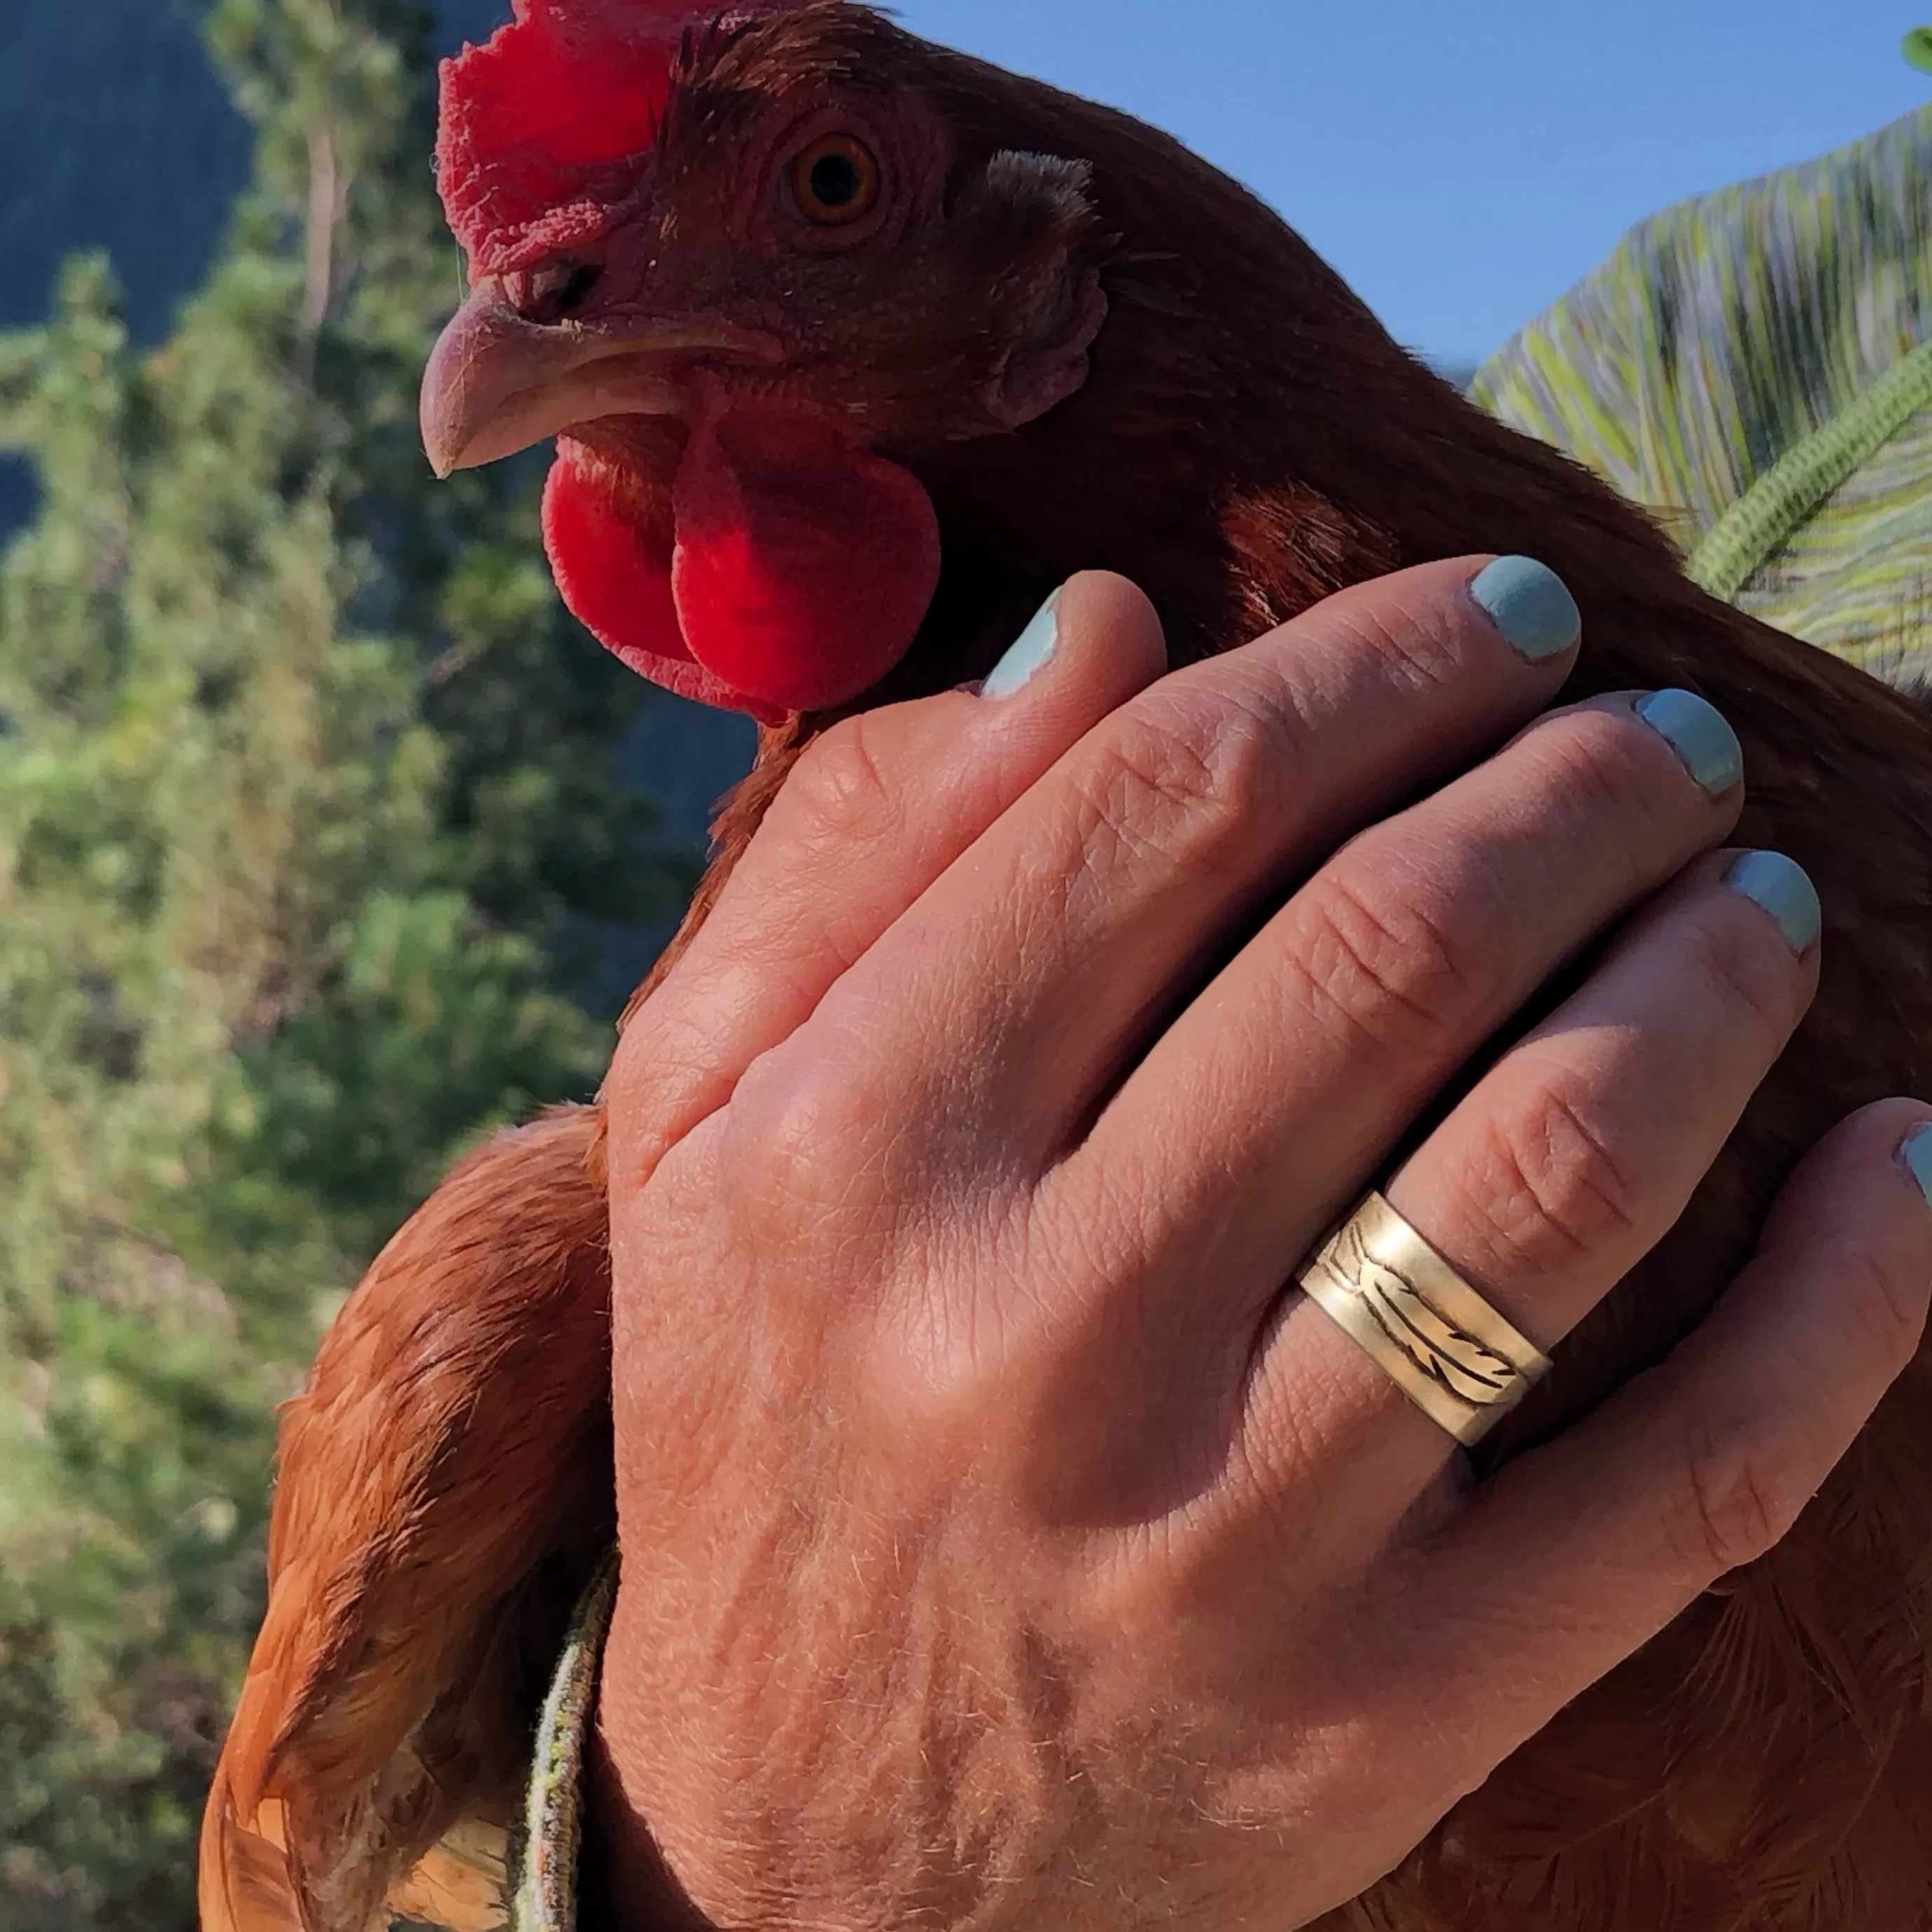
[809,154,862,208]
[557,264,602,313]
[786,135,880,227]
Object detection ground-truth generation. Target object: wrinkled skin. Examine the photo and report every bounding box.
[203,8,1932,1931]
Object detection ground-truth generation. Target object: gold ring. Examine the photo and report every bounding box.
[1297,1192,1554,1447]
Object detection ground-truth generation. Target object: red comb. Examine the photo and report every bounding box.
[436,0,803,275]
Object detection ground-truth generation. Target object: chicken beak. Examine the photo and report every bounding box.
[419,288,783,478]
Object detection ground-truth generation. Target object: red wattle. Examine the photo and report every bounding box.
[542,445,771,717]
[539,408,941,722]
[669,405,941,716]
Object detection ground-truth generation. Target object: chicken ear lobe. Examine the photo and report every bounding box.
[964,151,1110,429]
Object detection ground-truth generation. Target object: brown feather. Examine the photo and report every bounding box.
[203,1107,612,1931]
[206,8,1932,1926]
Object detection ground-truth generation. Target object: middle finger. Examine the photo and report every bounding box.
[1041,686,1745,1413]
[798,556,1582,1172]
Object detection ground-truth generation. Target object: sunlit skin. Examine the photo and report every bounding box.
[202,8,1932,1931]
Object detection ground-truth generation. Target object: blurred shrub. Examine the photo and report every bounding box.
[0,4,693,1923]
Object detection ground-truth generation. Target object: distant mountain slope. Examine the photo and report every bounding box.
[2,0,755,848]
[1,0,249,343]
[0,0,507,523]
[1,0,511,342]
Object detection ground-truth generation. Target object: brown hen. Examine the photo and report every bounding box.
[201,6,1932,1930]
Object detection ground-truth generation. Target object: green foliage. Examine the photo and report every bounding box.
[0,4,692,1923]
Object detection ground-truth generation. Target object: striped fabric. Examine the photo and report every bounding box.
[509,1559,616,1932]
[1473,106,1932,685]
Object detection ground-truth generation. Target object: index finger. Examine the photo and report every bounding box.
[779,554,1583,1188]
[605,572,1166,1183]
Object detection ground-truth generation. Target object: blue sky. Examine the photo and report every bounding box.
[887,0,1930,367]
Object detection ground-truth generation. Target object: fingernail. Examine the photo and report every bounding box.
[1900,1124,1932,1205]
[1635,689,1744,797]
[1725,850,1822,954]
[1468,556,1581,662]
[981,592,1062,699]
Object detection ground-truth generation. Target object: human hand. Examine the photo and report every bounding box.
[592,559,1932,1931]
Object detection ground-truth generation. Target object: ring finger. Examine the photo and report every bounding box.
[1035,686,1746,1483]
[1235,841,1822,1537]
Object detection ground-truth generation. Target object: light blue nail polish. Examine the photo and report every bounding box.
[1901,1124,1932,1205]
[981,592,1062,699]
[1635,689,1744,797]
[1468,556,1581,662]
[1726,850,1822,954]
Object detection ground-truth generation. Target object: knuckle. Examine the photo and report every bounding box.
[1290,859,1490,1058]
[1529,709,1694,856]
[1078,692,1293,876]
[1458,1081,1642,1274]
[1683,900,1800,1048]
[723,1043,880,1219]
[1667,1237,1924,1578]
[1674,1416,1802,1574]
[778,713,904,850]
[1327,597,1468,699]
[1831,1238,1926,1371]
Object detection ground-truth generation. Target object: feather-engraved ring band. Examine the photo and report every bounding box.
[1298,1193,1555,1447]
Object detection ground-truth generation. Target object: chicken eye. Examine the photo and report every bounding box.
[787,135,882,227]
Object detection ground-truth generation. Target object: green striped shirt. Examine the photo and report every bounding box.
[1474,105,1932,686]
